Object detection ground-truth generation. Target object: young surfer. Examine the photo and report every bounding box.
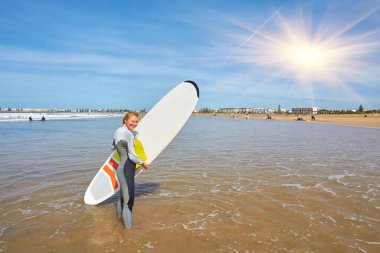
[113,111,150,228]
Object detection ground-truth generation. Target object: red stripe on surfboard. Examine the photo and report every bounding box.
[108,159,119,170]
[103,165,118,190]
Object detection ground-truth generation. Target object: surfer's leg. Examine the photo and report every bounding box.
[115,141,132,228]
[123,158,136,212]
[120,157,136,228]
[117,191,123,219]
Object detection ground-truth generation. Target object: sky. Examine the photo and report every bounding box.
[0,0,379,110]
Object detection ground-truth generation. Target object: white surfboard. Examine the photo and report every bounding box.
[84,81,199,205]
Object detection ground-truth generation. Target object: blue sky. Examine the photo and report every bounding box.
[0,0,379,110]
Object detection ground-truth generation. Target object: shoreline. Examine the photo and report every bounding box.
[193,113,380,128]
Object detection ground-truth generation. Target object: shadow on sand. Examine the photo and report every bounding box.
[99,181,160,206]
[135,181,160,197]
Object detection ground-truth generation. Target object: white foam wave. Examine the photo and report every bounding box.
[210,184,221,193]
[0,240,8,252]
[182,221,207,231]
[314,183,337,196]
[355,239,380,245]
[281,184,310,189]
[328,173,356,181]
[48,226,66,239]
[144,241,156,249]
[0,112,121,122]
[322,213,336,223]
[158,192,173,198]
[282,203,305,208]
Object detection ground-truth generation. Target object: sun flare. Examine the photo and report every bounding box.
[230,5,380,90]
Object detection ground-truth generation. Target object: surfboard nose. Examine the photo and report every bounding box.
[185,80,199,98]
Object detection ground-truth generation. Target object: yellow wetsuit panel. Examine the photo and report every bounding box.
[134,138,147,169]
[112,138,146,170]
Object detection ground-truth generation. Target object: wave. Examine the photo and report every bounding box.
[0,112,121,122]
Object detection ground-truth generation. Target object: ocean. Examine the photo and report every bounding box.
[0,115,379,252]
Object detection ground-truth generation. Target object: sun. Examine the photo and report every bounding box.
[280,40,334,79]
[292,45,323,66]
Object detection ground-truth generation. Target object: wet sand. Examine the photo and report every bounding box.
[194,113,380,128]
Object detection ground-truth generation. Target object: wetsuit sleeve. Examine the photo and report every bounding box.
[125,131,143,165]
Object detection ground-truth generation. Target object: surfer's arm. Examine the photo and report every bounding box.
[125,132,143,165]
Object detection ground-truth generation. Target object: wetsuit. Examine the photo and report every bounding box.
[113,125,143,228]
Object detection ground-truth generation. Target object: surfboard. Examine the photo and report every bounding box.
[84,81,199,205]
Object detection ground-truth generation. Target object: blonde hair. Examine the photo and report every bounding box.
[123,111,140,124]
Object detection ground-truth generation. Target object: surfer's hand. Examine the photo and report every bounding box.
[142,162,150,170]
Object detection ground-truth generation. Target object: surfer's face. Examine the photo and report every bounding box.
[125,115,139,131]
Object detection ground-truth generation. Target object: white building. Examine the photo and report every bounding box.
[218,108,253,114]
[252,108,276,114]
[292,107,319,115]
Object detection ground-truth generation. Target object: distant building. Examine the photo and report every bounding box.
[215,107,282,114]
[252,108,276,114]
[218,108,253,114]
[292,107,319,115]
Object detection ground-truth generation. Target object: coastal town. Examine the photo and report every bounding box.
[192,106,380,128]
[196,105,379,115]
[1,106,379,128]
[2,104,379,115]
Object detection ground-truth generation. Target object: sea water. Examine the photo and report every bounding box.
[0,116,379,252]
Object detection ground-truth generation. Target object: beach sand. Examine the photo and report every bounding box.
[194,113,380,128]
